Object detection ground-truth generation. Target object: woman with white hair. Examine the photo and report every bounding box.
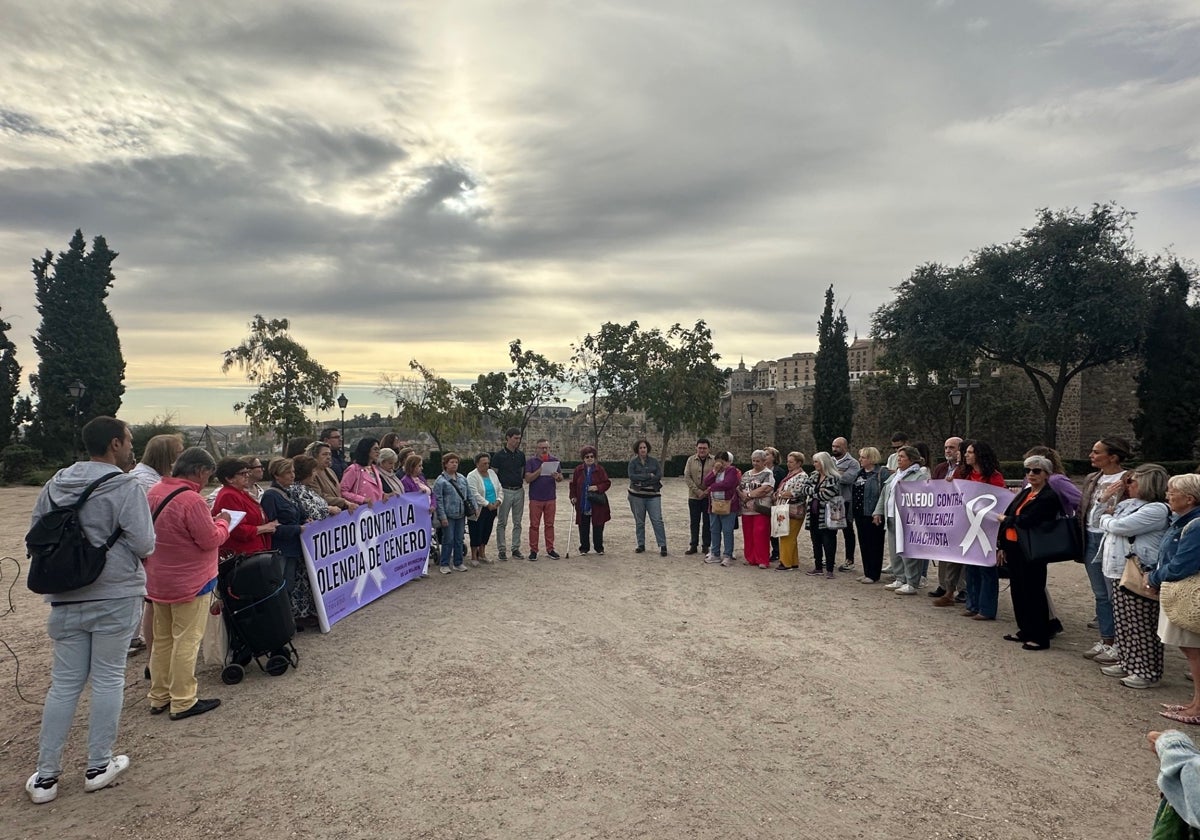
[1148,473,1200,724]
[876,445,930,594]
[996,454,1063,651]
[737,450,775,568]
[803,452,844,579]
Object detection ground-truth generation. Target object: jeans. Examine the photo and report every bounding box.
[709,513,737,557]
[964,564,1000,618]
[1084,530,1115,638]
[440,517,466,567]
[496,488,524,553]
[628,493,667,549]
[688,498,712,549]
[148,594,211,714]
[37,595,143,779]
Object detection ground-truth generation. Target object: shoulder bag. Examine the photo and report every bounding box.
[1119,554,1159,602]
[1016,514,1082,563]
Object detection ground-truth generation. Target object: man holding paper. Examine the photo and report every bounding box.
[524,438,563,560]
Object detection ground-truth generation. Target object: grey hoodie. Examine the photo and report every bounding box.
[31,461,157,603]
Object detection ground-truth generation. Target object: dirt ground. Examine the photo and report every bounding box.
[0,478,1177,839]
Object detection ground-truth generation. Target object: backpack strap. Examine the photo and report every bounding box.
[48,471,124,512]
[152,487,190,521]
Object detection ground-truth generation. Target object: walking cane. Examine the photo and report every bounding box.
[564,494,578,561]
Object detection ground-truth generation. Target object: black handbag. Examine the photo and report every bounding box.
[1016,515,1082,563]
[586,491,609,506]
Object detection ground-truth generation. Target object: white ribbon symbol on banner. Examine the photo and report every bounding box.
[959,494,999,557]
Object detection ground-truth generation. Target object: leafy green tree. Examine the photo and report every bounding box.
[1133,260,1200,459]
[873,204,1157,447]
[131,412,187,455]
[463,340,564,439]
[568,321,644,449]
[0,307,22,449]
[379,360,477,451]
[812,286,853,449]
[221,315,339,450]
[27,230,126,460]
[633,321,726,458]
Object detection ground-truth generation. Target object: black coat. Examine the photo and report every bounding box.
[997,485,1062,556]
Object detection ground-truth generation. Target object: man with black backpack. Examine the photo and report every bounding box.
[24,416,156,805]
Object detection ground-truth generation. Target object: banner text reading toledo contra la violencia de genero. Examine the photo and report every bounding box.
[300,492,431,632]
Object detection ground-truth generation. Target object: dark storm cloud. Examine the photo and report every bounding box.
[0,0,1198,424]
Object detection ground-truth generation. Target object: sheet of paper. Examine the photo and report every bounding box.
[221,509,246,529]
[540,460,560,477]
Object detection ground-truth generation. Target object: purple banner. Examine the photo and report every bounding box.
[300,492,432,631]
[894,479,1016,567]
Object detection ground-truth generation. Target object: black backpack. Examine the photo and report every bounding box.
[26,472,126,595]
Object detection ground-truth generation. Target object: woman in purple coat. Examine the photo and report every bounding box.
[702,451,742,567]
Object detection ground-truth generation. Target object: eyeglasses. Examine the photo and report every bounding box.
[236,469,252,476]
[1024,468,1044,475]
[584,454,596,459]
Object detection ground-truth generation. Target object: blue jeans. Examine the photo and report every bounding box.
[964,565,1000,619]
[37,595,143,779]
[628,494,667,549]
[709,513,737,557]
[440,517,466,567]
[1084,530,1115,638]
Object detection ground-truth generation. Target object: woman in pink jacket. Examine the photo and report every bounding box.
[340,438,388,504]
[144,448,231,721]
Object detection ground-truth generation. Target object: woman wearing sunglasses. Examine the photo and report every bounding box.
[995,455,1064,651]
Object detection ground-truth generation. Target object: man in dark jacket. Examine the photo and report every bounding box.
[491,428,526,560]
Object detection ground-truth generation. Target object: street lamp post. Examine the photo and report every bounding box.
[948,377,981,438]
[747,399,759,453]
[67,379,85,460]
[337,392,349,442]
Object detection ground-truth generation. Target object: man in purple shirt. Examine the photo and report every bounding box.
[524,438,563,560]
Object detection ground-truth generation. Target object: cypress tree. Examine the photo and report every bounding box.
[812,285,853,450]
[28,230,126,459]
[1133,261,1200,459]
[0,307,21,449]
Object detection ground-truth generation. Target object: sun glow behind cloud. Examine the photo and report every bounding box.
[0,0,1197,423]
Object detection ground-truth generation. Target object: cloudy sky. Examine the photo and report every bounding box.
[1,0,1197,425]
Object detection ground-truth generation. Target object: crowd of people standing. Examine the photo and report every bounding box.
[21,418,1200,832]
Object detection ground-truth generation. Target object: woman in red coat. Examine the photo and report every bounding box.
[569,446,611,556]
[212,456,277,555]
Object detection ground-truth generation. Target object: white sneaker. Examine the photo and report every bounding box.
[1121,675,1156,689]
[860,576,876,584]
[918,576,928,589]
[439,566,451,575]
[25,773,58,804]
[84,754,129,792]
[1093,644,1121,665]
[896,584,918,595]
[703,554,721,564]
[1082,641,1107,660]
[883,580,904,590]
[1100,664,1128,678]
